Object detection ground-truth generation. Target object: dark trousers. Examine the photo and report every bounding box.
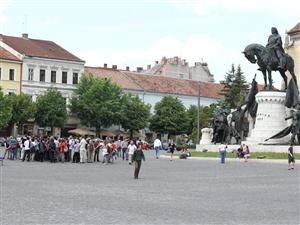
[73,152,80,163]
[50,150,56,163]
[122,148,128,160]
[94,150,99,162]
[220,151,226,164]
[22,150,31,162]
[134,160,142,178]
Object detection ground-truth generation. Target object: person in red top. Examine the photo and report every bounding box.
[59,139,66,162]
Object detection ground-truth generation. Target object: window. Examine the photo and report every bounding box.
[40,69,45,82]
[62,71,68,84]
[9,69,15,80]
[51,71,56,83]
[73,72,78,84]
[28,68,34,81]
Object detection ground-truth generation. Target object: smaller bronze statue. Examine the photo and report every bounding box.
[266,27,285,70]
[212,109,229,144]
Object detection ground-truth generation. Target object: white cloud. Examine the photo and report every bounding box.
[76,34,223,70]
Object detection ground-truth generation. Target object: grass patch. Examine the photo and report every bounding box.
[173,151,300,160]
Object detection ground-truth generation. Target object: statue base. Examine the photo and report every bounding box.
[245,91,290,145]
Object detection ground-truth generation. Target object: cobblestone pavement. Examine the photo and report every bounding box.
[0,149,299,225]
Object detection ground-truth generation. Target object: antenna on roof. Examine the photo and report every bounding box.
[22,14,28,34]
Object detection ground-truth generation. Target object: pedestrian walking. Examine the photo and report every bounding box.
[127,140,137,165]
[168,139,176,161]
[132,144,145,179]
[121,138,128,160]
[22,137,31,162]
[79,136,87,163]
[153,137,162,159]
[219,142,227,164]
[288,144,295,170]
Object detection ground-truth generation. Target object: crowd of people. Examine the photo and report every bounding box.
[2,136,151,164]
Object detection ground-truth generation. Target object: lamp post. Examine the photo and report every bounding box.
[197,81,201,144]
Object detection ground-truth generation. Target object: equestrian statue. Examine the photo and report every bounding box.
[243,27,297,90]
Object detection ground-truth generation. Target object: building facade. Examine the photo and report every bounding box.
[0,46,22,94]
[285,22,300,86]
[85,66,223,111]
[0,33,85,136]
[142,56,214,82]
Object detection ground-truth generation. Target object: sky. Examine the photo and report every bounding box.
[0,0,300,87]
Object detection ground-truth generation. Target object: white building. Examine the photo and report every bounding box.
[0,33,85,103]
[141,56,214,82]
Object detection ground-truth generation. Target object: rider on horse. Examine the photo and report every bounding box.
[266,27,285,70]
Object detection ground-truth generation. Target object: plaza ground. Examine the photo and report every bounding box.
[0,149,299,225]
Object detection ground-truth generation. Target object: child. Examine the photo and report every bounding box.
[132,144,145,179]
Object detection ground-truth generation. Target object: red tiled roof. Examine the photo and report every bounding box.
[287,22,300,35]
[0,46,22,62]
[1,34,85,63]
[84,66,224,99]
[84,67,142,91]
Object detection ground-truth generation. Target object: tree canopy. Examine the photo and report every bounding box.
[149,96,189,135]
[120,93,151,138]
[0,90,12,129]
[220,64,249,109]
[35,88,67,132]
[70,73,123,136]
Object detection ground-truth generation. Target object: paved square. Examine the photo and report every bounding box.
[0,150,299,225]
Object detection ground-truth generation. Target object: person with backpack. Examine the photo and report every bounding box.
[38,139,46,162]
[49,137,57,163]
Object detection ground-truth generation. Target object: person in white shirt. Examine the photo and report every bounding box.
[219,142,227,164]
[22,137,31,162]
[153,138,162,159]
[127,141,137,165]
[79,136,87,163]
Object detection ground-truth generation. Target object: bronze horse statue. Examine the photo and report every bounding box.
[243,43,297,90]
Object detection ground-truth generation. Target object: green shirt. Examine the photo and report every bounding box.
[133,150,145,161]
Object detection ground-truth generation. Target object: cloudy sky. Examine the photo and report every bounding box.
[1,0,299,86]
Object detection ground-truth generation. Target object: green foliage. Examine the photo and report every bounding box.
[0,90,12,129]
[149,96,189,135]
[35,88,67,130]
[8,93,35,127]
[220,64,249,109]
[70,73,123,136]
[186,104,217,143]
[120,93,151,138]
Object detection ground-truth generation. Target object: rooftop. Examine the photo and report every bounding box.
[0,34,85,63]
[287,22,300,35]
[0,46,22,62]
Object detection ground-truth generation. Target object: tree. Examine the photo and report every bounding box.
[70,73,123,137]
[220,64,249,109]
[35,88,67,133]
[120,93,151,138]
[149,96,189,135]
[187,104,217,143]
[0,89,12,129]
[8,93,35,133]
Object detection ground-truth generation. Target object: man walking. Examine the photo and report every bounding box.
[219,142,227,164]
[79,136,87,163]
[153,137,162,159]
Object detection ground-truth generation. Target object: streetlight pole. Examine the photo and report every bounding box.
[197,81,201,144]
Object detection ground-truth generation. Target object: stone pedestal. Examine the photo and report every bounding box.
[199,128,213,145]
[245,91,290,144]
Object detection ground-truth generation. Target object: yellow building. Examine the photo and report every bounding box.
[285,22,300,86]
[0,46,22,94]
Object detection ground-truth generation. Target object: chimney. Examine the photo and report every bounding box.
[136,67,143,72]
[126,66,130,71]
[104,63,107,68]
[147,65,151,70]
[22,33,28,39]
[112,65,117,70]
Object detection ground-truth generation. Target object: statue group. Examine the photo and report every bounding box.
[213,27,299,145]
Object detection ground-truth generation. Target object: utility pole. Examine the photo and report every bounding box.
[197,81,201,144]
